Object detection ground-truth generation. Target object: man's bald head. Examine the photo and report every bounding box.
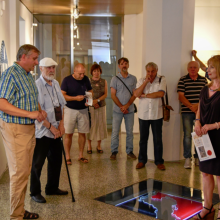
[187,61,200,78]
[73,63,85,80]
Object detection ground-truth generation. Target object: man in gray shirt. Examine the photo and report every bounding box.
[110,57,137,160]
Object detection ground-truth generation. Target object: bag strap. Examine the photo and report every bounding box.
[159,76,168,106]
[116,76,133,97]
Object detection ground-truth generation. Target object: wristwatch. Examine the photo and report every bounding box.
[98,99,100,102]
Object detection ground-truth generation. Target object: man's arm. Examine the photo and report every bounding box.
[61,90,85,102]
[0,98,45,122]
[192,50,207,72]
[134,77,150,98]
[144,91,165,98]
[111,87,123,108]
[178,92,198,113]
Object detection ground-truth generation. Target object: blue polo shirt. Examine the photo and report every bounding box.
[110,72,137,113]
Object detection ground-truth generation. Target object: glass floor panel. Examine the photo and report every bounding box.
[95,179,220,220]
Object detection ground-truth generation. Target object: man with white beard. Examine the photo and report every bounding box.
[30,57,68,203]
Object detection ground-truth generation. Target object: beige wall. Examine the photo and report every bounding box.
[0,0,33,178]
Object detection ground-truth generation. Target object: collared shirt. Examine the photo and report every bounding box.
[0,62,39,124]
[110,72,137,113]
[177,74,207,113]
[136,75,166,120]
[35,75,66,139]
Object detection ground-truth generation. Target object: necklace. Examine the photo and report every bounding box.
[209,87,219,92]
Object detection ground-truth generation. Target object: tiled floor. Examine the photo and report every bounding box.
[0,131,219,220]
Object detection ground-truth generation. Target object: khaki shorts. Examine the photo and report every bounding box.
[64,106,90,134]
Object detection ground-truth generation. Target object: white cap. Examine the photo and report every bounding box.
[39,57,58,67]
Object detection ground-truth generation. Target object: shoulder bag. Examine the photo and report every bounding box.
[159,76,174,122]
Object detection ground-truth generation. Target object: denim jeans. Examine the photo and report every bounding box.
[182,113,198,158]
[138,118,164,165]
[111,111,134,154]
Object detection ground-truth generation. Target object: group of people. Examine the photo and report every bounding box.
[0,44,220,220]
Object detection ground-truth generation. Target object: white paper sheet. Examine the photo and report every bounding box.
[85,91,93,106]
[191,132,216,161]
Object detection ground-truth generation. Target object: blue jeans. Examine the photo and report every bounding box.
[182,113,198,158]
[111,111,134,154]
[138,118,164,165]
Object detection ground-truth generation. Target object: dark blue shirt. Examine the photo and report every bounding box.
[61,75,92,110]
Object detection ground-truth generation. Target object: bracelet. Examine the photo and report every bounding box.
[195,119,200,121]
[215,122,219,130]
[48,123,51,130]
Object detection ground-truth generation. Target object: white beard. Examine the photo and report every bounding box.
[43,73,55,81]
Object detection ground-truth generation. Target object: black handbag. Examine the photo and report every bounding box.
[116,76,137,113]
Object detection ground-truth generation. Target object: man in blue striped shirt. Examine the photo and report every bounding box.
[0,44,47,220]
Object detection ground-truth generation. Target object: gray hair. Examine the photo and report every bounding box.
[187,61,200,69]
[145,62,158,70]
[16,44,41,61]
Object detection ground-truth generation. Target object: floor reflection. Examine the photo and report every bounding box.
[95,179,219,220]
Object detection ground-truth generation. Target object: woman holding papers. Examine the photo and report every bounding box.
[87,64,108,154]
[194,55,220,219]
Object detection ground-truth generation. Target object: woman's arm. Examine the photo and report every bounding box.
[93,80,108,105]
[194,101,202,136]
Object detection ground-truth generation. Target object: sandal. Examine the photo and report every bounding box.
[23,210,39,219]
[87,149,92,154]
[66,159,72,165]
[78,157,88,163]
[97,147,103,154]
[194,204,215,219]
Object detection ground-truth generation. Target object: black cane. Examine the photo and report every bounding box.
[61,137,75,202]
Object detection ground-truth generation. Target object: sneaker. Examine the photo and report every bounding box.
[110,152,117,160]
[127,152,137,159]
[195,158,199,166]
[184,158,191,169]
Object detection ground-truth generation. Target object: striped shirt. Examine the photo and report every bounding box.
[0,62,39,124]
[177,74,207,113]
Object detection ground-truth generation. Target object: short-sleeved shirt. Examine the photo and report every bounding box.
[110,72,137,113]
[35,75,66,139]
[136,75,166,120]
[0,62,39,124]
[177,74,207,113]
[61,75,92,110]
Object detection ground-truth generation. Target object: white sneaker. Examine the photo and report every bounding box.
[195,158,199,166]
[184,158,191,169]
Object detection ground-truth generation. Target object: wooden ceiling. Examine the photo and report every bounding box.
[20,0,143,15]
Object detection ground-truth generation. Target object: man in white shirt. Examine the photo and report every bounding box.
[134,62,166,170]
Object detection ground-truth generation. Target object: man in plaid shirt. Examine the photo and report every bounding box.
[0,44,46,220]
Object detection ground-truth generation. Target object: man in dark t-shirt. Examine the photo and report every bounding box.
[177,61,207,169]
[61,63,92,164]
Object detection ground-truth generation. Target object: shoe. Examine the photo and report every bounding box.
[46,188,68,195]
[157,164,166,170]
[87,149,92,154]
[66,159,72,165]
[23,210,39,219]
[136,162,145,169]
[110,152,117,160]
[97,147,103,154]
[127,152,137,159]
[31,194,46,203]
[184,158,191,169]
[195,158,199,166]
[193,204,215,219]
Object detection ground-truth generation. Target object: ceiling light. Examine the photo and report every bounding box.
[77,42,79,45]
[32,23,38,27]
[74,35,76,38]
[72,5,80,19]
